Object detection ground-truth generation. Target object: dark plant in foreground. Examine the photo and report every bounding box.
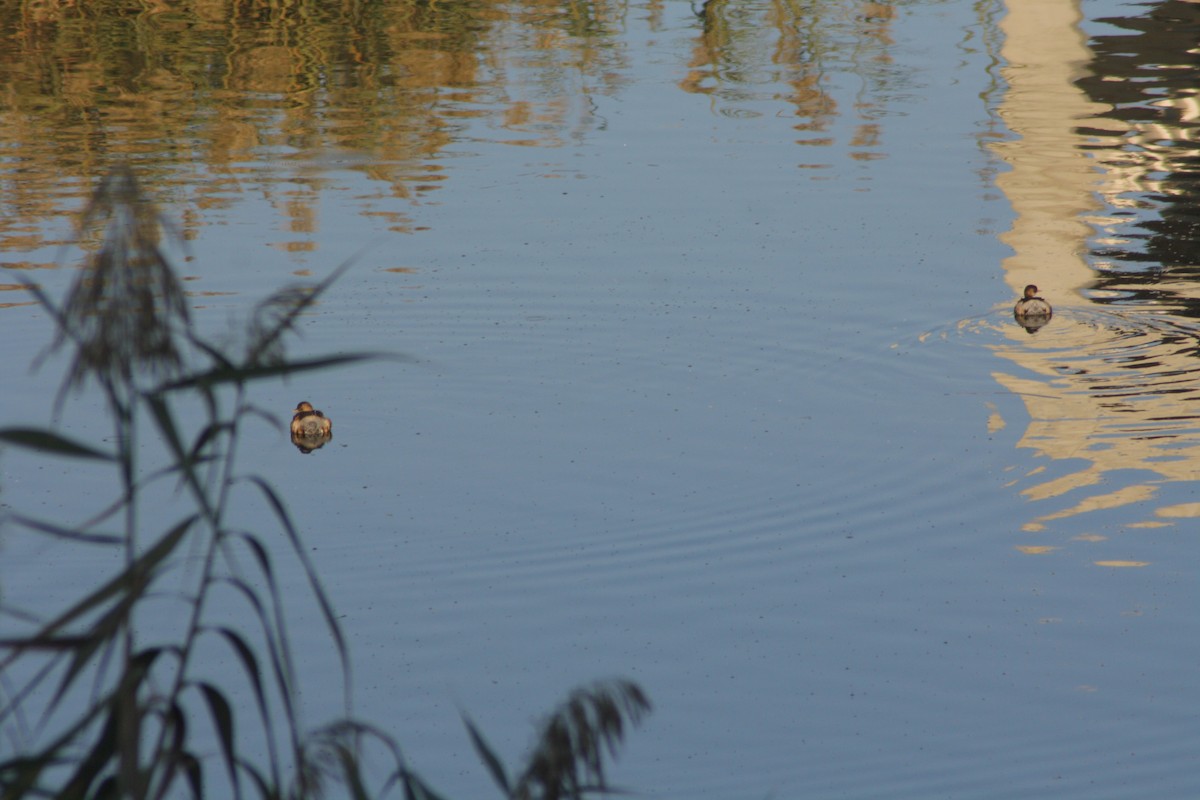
[0,165,648,799]
[466,680,651,800]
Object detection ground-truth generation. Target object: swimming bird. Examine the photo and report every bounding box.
[1014,284,1052,318]
[291,401,332,437]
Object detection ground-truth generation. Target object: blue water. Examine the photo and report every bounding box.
[3,0,1198,797]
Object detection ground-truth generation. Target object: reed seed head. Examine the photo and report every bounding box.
[55,164,191,390]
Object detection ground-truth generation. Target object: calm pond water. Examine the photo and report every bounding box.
[3,0,1200,797]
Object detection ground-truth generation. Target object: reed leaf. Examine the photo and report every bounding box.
[158,353,384,393]
[205,626,270,732]
[144,394,187,463]
[512,680,651,800]
[8,513,122,546]
[195,682,239,799]
[216,574,295,787]
[0,428,116,461]
[48,542,183,717]
[335,744,373,800]
[58,691,120,800]
[225,534,298,700]
[243,476,350,697]
[143,394,213,519]
[242,258,359,369]
[0,517,194,671]
[0,688,113,797]
[158,700,190,799]
[401,770,454,800]
[218,572,296,699]
[178,752,203,800]
[462,715,511,795]
[0,757,52,799]
[187,421,231,464]
[185,335,236,372]
[234,759,271,800]
[218,540,305,780]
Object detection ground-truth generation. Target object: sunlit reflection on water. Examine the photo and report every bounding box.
[3,0,1200,798]
[987,0,1200,567]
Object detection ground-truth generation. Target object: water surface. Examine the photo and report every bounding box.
[2,1,1198,798]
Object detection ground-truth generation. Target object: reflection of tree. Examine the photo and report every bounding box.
[679,0,906,154]
[0,0,926,252]
[472,0,629,146]
[0,0,627,250]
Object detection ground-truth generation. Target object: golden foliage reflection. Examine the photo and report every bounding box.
[0,0,927,253]
[680,0,903,153]
[0,0,498,246]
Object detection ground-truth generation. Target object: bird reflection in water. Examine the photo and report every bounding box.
[290,400,333,454]
[1014,284,1052,333]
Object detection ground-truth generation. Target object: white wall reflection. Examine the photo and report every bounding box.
[992,0,1200,530]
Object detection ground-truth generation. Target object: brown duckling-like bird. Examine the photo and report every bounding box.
[291,401,332,437]
[1012,283,1051,316]
[1013,284,1052,334]
[1014,284,1052,318]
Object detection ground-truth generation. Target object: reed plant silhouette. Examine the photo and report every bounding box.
[0,165,648,799]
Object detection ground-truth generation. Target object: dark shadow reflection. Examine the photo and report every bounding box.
[1076,0,1200,311]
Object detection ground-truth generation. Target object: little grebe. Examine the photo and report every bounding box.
[291,401,332,437]
[1014,284,1052,318]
